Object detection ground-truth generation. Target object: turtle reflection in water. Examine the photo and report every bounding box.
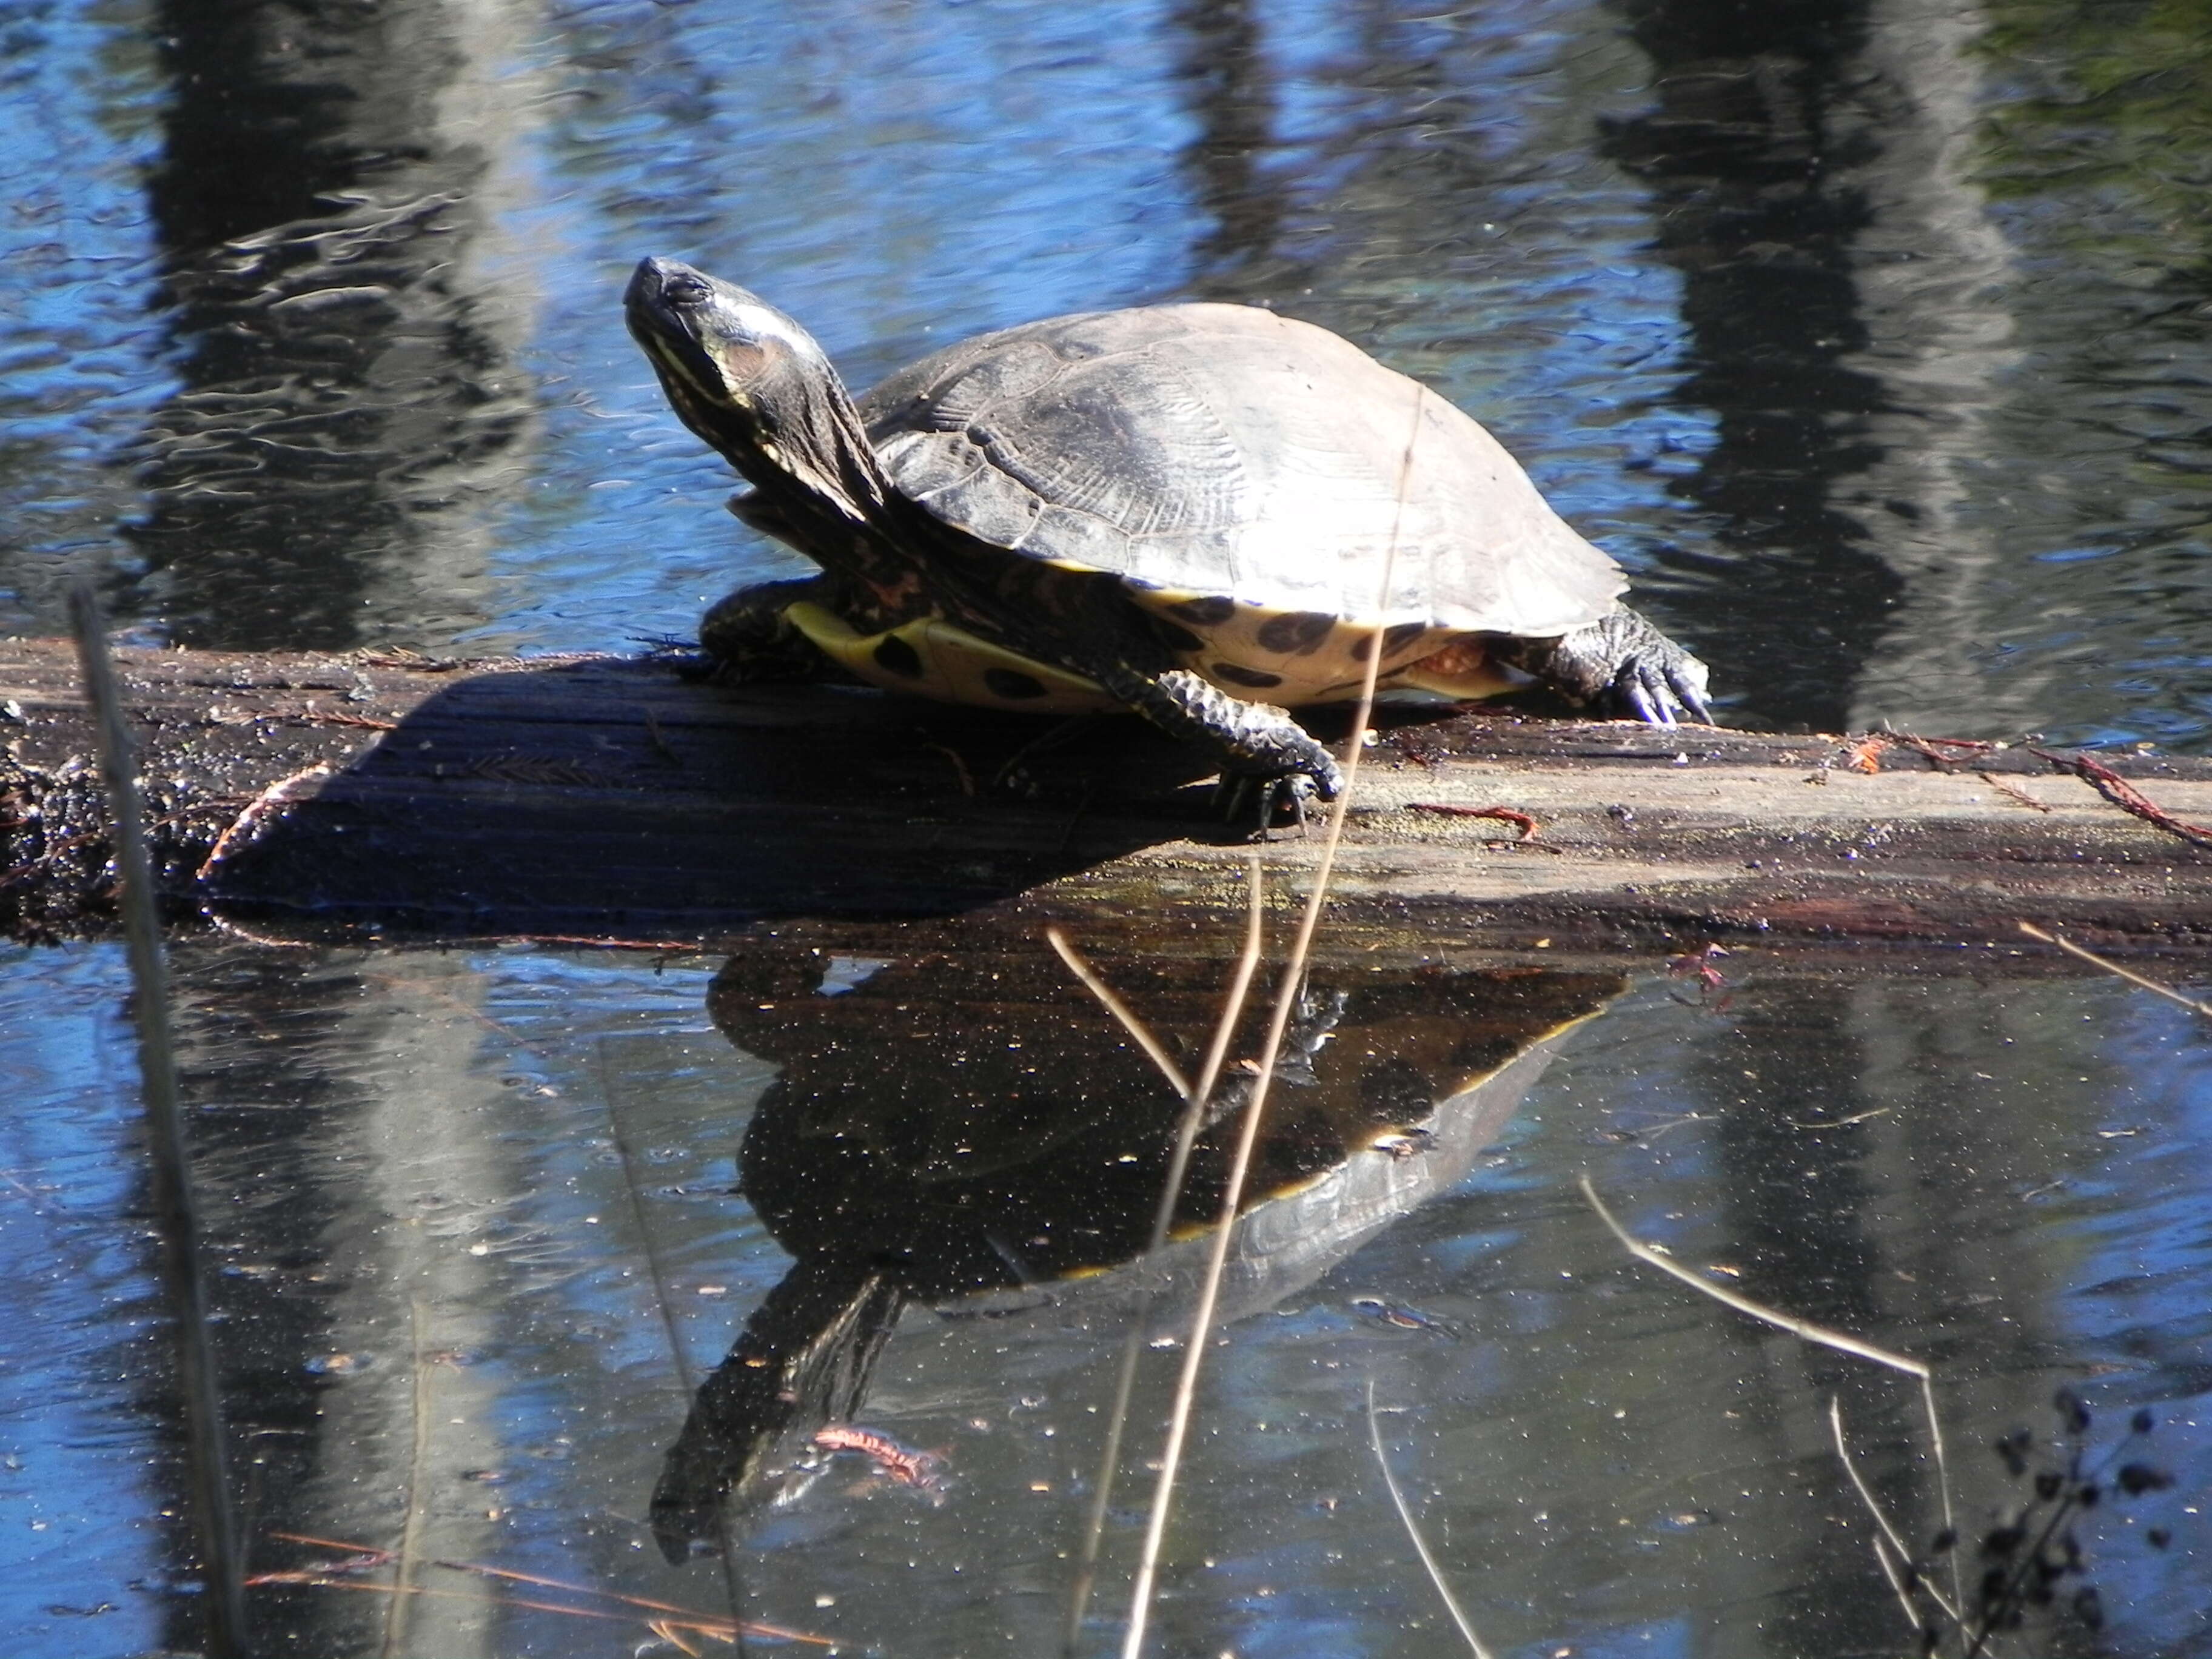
[625,260,1711,822]
[649,948,1621,1556]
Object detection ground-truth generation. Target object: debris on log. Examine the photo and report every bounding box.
[6,637,2212,954]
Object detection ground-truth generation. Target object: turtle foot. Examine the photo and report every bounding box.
[1537,609,1712,727]
[1215,768,1329,837]
[1094,666,1344,834]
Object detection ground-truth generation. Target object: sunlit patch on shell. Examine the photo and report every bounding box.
[781,601,1121,714]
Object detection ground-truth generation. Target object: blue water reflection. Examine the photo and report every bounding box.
[2,0,2205,742]
[8,940,2211,1655]
[6,0,2212,1652]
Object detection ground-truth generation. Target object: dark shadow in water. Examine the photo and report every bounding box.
[126,0,527,649]
[1687,988,1900,1659]
[125,947,406,1658]
[1167,0,1297,301]
[650,949,1623,1555]
[1600,0,1905,732]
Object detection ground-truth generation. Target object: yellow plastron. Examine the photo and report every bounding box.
[782,602,1123,714]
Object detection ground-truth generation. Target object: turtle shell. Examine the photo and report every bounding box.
[857,303,1625,707]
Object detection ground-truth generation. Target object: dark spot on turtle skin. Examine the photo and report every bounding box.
[1169,595,1238,626]
[1345,620,1430,663]
[872,634,925,679]
[983,666,1049,700]
[1151,618,1206,655]
[1210,662,1285,690]
[1255,611,1338,655]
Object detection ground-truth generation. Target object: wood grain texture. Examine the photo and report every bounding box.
[7,637,2210,956]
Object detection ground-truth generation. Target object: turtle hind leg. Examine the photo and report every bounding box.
[1092,664,1344,830]
[1503,607,1713,726]
[699,575,841,683]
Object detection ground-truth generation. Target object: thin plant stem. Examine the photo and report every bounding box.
[1586,1175,1959,1613]
[1366,1379,1492,1659]
[597,1037,747,1641]
[1047,930,1193,1099]
[1062,857,1266,1655]
[268,1575,828,1643]
[1578,1176,1928,1377]
[1831,1396,1960,1628]
[1866,1532,1923,1643]
[1118,383,1426,1659]
[381,1297,434,1659]
[69,582,248,1657]
[1923,1371,1959,1615]
[2020,921,2212,1019]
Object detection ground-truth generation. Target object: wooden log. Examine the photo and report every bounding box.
[7,637,2212,956]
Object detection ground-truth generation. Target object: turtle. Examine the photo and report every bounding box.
[624,257,1711,819]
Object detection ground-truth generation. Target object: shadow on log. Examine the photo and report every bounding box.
[198,656,1216,932]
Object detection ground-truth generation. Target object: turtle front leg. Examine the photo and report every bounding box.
[1093,663,1344,828]
[699,576,840,683]
[1498,607,1713,726]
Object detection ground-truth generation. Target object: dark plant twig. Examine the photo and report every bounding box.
[70,583,247,1658]
[2030,744,2212,851]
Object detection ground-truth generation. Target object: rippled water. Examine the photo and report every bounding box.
[7,939,2211,1656]
[4,0,2212,1654]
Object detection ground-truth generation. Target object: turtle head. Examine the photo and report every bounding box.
[625,257,884,519]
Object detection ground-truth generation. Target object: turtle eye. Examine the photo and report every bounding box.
[665,272,712,307]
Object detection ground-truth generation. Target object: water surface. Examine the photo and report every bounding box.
[4,0,2211,1653]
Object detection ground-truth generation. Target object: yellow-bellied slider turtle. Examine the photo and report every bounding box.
[625,259,1711,816]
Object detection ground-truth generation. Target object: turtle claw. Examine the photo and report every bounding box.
[1534,608,1713,728]
[1215,768,1329,837]
[1619,672,1674,728]
[1617,655,1712,728]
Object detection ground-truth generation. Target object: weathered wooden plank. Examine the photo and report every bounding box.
[6,637,2211,954]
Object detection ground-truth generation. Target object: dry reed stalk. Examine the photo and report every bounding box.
[2019,921,2212,1019]
[380,1296,434,1658]
[1114,383,1428,1659]
[1581,1175,1957,1605]
[1831,1396,1962,1629]
[1366,1379,1492,1658]
[596,1037,748,1626]
[1047,930,1195,1100]
[1058,860,1269,1653]
[265,1531,831,1645]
